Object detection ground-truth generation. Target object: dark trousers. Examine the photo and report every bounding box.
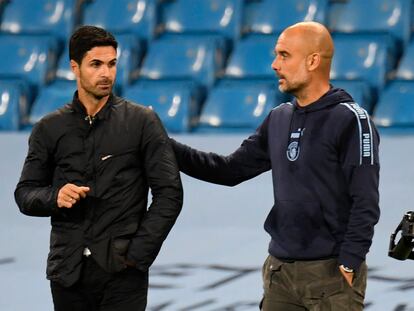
[260,255,367,311]
[51,256,148,311]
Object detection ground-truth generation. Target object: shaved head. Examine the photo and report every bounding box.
[282,21,334,66]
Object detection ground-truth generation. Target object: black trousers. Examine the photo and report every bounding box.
[51,256,148,311]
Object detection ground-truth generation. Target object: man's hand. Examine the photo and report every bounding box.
[339,266,354,287]
[57,183,90,208]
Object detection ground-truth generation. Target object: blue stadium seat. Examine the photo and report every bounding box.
[0,34,58,90]
[161,0,243,41]
[221,35,291,110]
[123,81,202,132]
[395,39,414,80]
[0,0,80,43]
[115,34,144,87]
[329,0,412,48]
[82,0,158,41]
[331,33,397,93]
[139,36,225,89]
[197,80,280,132]
[225,34,276,79]
[29,80,76,125]
[0,80,30,131]
[332,80,374,112]
[56,34,143,89]
[374,81,414,127]
[55,46,74,81]
[244,0,328,34]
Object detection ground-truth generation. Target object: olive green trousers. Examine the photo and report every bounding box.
[261,255,367,311]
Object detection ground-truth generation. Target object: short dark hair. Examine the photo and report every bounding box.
[69,25,118,64]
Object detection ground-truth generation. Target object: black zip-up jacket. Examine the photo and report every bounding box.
[15,93,183,287]
[172,87,380,271]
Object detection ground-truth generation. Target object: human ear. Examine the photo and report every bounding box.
[70,60,80,78]
[307,53,320,71]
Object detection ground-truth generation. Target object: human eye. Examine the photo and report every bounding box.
[280,52,288,59]
[90,61,101,68]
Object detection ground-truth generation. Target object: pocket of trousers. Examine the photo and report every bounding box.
[263,256,283,289]
[350,262,367,300]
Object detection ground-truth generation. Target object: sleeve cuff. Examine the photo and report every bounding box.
[338,252,364,271]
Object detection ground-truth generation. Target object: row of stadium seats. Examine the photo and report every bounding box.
[0,0,411,46]
[4,32,398,93]
[0,31,409,92]
[0,0,413,131]
[1,77,414,132]
[0,31,410,122]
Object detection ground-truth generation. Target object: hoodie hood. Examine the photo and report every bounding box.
[292,86,354,113]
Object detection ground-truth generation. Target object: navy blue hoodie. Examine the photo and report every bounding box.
[171,87,380,270]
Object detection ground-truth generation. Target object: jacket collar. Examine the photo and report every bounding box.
[71,91,114,121]
[292,85,354,114]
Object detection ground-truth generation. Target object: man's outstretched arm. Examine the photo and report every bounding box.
[171,115,272,186]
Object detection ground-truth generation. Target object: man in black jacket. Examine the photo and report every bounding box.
[171,22,380,310]
[15,26,183,311]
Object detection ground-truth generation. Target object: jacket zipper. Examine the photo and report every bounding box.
[85,115,95,125]
[84,114,96,255]
[91,117,97,255]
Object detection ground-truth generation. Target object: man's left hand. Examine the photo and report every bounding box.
[339,266,354,287]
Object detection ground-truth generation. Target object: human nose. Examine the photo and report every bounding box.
[100,65,110,77]
[271,55,280,72]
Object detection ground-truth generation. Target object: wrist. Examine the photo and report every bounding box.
[339,264,354,273]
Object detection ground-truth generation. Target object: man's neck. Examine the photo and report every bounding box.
[78,90,109,116]
[295,82,330,107]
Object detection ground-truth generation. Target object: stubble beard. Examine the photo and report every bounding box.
[78,68,114,99]
[278,80,297,94]
[81,79,113,100]
[278,76,308,97]
[91,86,112,100]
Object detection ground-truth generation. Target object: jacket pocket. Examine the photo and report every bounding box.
[91,236,130,273]
[47,228,67,274]
[110,221,139,272]
[47,226,80,278]
[111,237,131,271]
[89,221,139,273]
[98,148,138,167]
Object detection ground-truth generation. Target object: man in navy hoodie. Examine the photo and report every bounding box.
[171,22,380,310]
